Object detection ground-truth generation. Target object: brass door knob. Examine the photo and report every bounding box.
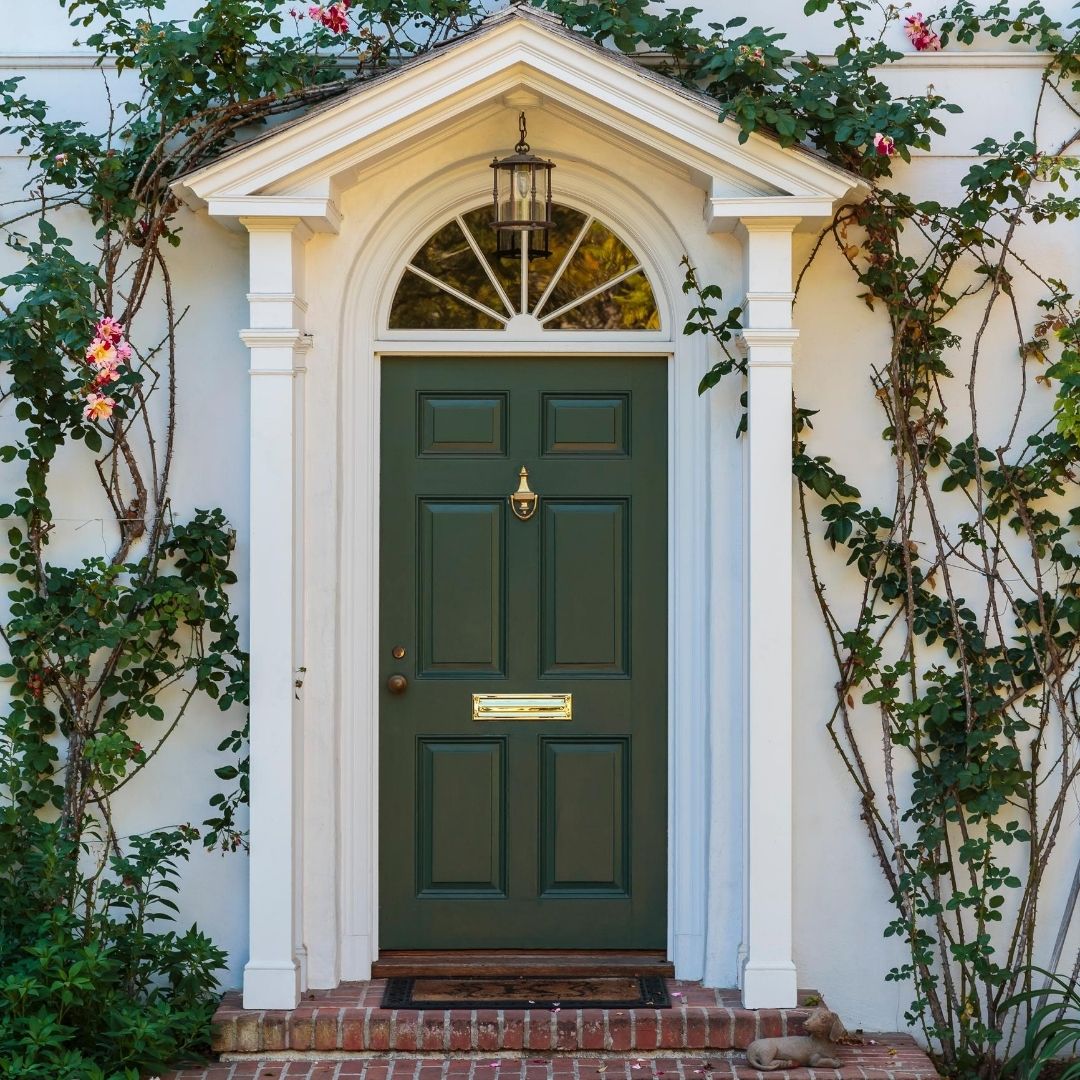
[386,673,409,695]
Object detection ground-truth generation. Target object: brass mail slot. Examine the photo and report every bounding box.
[472,692,572,721]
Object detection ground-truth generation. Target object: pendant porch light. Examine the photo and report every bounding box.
[490,111,555,260]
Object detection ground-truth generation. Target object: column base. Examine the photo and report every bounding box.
[741,959,798,1009]
[243,960,301,1009]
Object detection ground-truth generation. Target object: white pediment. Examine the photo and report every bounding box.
[172,4,863,232]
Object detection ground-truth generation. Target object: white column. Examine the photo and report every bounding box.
[739,217,800,1009]
[240,216,311,1010]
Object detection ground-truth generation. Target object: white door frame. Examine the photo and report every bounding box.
[334,169,720,989]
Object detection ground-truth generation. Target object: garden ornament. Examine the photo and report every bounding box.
[745,1006,849,1071]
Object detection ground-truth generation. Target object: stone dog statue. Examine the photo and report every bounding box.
[745,1006,849,1071]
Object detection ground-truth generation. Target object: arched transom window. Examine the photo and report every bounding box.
[389,204,660,331]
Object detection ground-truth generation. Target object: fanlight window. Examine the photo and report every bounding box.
[389,205,660,331]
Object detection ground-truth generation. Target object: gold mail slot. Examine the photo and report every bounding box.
[472,692,572,721]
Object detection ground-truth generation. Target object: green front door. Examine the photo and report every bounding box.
[379,357,667,949]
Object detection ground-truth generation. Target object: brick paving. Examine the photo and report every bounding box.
[210,982,824,1054]
[164,1036,940,1080]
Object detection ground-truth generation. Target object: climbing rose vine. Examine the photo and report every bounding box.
[0,0,1075,1077]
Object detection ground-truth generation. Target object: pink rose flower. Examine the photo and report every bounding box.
[92,367,120,389]
[310,1,349,33]
[94,317,125,344]
[83,393,116,422]
[86,338,117,367]
[873,132,896,157]
[904,13,942,51]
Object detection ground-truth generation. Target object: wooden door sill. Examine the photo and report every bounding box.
[371,950,675,978]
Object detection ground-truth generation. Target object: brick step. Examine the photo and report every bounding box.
[169,1040,941,1080]
[212,983,826,1055]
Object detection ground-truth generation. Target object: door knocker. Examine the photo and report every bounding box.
[510,465,539,521]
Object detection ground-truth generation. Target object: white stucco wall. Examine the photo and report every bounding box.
[2,0,1078,1033]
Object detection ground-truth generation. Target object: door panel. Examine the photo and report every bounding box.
[542,394,629,456]
[380,357,666,949]
[539,737,630,896]
[418,500,505,675]
[541,501,628,675]
[417,738,507,896]
[419,393,508,457]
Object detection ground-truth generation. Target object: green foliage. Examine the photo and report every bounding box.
[545,0,960,175]
[681,0,1079,1074]
[0,0,1075,1075]
[0,825,226,1079]
[1002,969,1080,1080]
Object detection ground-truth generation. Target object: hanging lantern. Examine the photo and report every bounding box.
[490,111,554,261]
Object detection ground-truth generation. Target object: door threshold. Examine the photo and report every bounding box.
[371,950,675,978]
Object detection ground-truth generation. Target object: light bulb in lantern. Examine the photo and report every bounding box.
[515,166,531,218]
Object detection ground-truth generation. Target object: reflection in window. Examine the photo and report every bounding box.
[389,205,659,331]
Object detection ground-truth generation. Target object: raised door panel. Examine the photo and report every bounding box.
[542,393,629,456]
[419,392,507,456]
[541,500,628,676]
[540,737,630,896]
[418,500,505,675]
[417,738,507,896]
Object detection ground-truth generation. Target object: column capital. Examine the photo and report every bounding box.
[736,215,803,236]
[239,215,314,242]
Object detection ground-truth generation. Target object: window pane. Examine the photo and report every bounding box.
[536,220,639,319]
[389,206,659,331]
[461,207,521,315]
[528,204,590,312]
[543,270,660,330]
[389,269,504,330]
[410,219,509,318]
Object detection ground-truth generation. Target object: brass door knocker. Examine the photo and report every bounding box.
[510,465,538,521]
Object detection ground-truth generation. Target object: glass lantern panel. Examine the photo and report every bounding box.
[534,219,639,319]
[543,270,660,330]
[389,269,504,330]
[410,218,509,317]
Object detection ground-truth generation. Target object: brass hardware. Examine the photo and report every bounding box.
[386,673,409,695]
[510,465,539,521]
[391,646,406,660]
[472,692,572,721]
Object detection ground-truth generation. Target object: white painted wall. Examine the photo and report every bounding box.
[2,0,1079,1034]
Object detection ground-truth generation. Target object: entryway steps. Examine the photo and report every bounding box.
[213,983,827,1055]
[168,1040,940,1080]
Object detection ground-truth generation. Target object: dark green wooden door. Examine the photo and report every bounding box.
[379,357,667,949]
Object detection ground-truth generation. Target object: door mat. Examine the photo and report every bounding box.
[381,975,671,1010]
